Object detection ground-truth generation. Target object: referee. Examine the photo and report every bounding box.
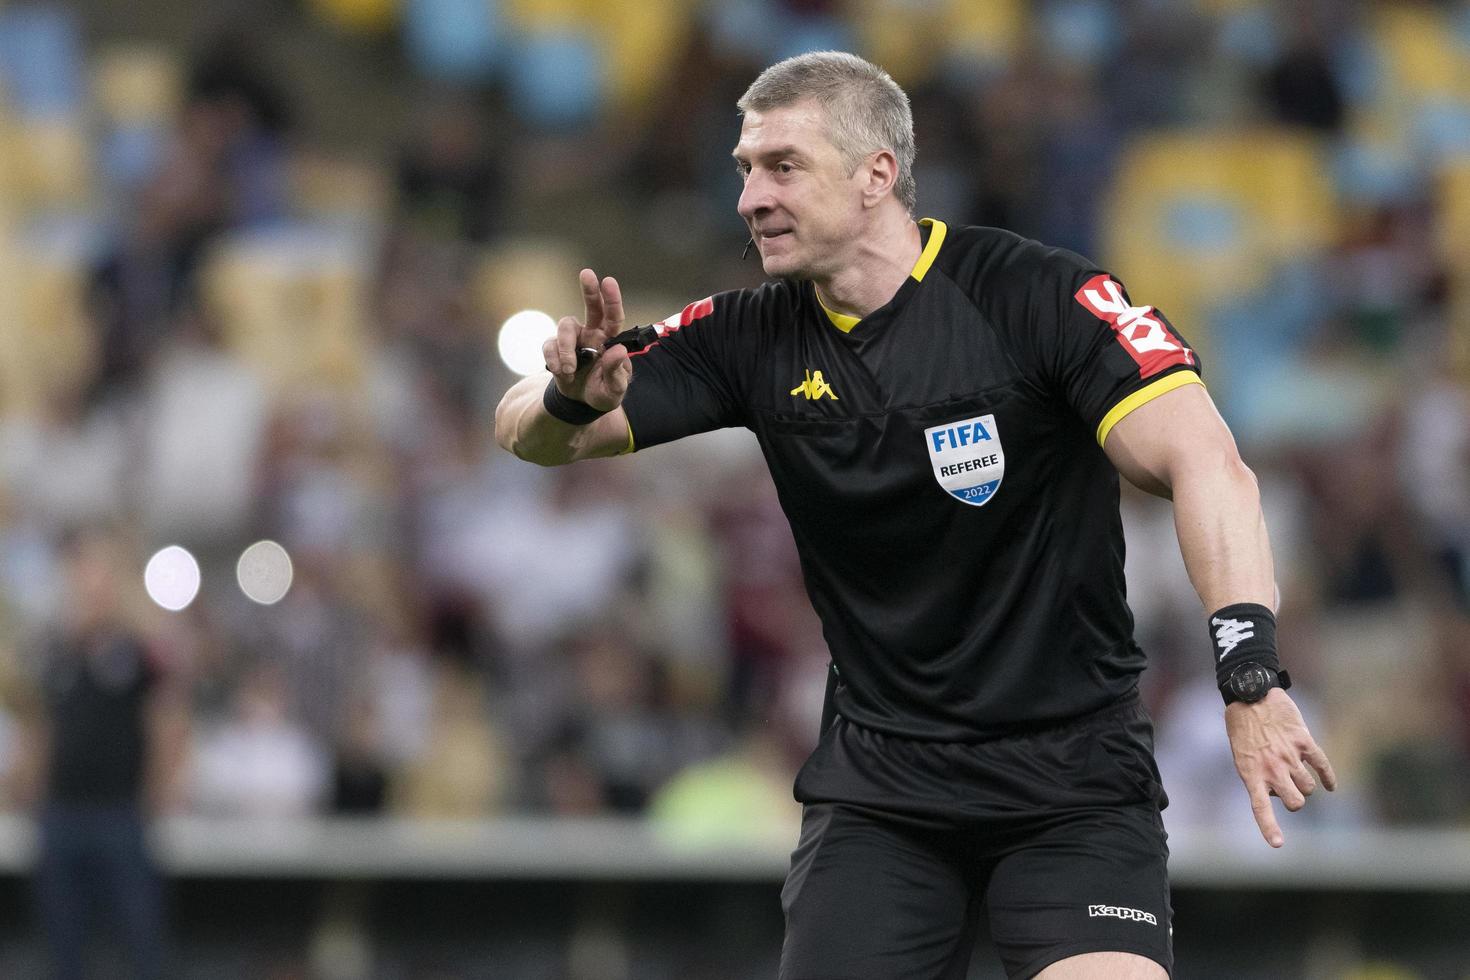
[495,51,1336,980]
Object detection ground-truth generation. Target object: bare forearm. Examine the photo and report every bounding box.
[493,375,626,465]
[1171,454,1275,612]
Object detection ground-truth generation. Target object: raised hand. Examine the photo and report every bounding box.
[542,268,634,413]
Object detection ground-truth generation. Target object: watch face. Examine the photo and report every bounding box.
[1231,664,1271,702]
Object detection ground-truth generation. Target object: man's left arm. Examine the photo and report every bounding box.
[1104,381,1337,847]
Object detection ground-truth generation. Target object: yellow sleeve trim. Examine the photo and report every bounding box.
[912,218,947,282]
[1095,371,1203,447]
[620,416,636,454]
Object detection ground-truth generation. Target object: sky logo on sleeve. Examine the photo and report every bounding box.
[924,415,1004,506]
[1074,274,1194,378]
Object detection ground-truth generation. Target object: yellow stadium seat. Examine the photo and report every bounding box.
[473,237,588,324]
[851,0,949,88]
[941,0,1023,70]
[598,0,692,112]
[1373,4,1470,106]
[0,222,94,417]
[504,0,589,30]
[1439,157,1470,274]
[1100,128,1339,360]
[202,229,371,394]
[306,0,400,35]
[1440,159,1470,383]
[91,44,183,126]
[288,153,392,224]
[0,111,91,211]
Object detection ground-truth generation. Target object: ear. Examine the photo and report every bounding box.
[859,150,899,209]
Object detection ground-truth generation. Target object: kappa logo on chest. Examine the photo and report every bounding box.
[923,414,1004,506]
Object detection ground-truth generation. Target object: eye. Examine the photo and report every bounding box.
[776,161,796,175]
[735,161,751,180]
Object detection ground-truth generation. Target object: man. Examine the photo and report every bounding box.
[495,51,1336,980]
[13,529,188,980]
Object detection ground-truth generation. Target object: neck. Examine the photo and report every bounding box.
[813,209,923,319]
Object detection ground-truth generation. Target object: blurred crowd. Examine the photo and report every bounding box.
[0,0,1467,851]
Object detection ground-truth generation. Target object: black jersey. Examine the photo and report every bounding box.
[622,221,1201,741]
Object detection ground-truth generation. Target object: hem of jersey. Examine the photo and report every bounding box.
[1095,370,1203,448]
[1015,940,1171,980]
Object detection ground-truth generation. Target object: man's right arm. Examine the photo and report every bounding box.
[493,268,635,466]
[494,374,632,465]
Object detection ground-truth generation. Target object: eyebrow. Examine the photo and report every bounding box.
[731,144,806,164]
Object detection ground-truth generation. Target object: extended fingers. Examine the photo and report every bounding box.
[600,276,625,334]
[1305,742,1337,792]
[581,268,603,333]
[601,344,632,399]
[1249,784,1284,848]
[545,314,583,380]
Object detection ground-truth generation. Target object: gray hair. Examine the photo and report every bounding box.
[738,51,916,213]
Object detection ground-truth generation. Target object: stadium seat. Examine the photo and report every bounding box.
[0,5,85,119]
[201,225,372,393]
[401,0,504,84]
[505,28,604,129]
[598,0,691,113]
[287,153,391,227]
[0,114,92,212]
[473,237,587,323]
[307,0,400,35]
[1100,128,1339,363]
[0,222,94,417]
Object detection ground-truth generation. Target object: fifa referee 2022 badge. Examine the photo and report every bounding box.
[495,50,1337,980]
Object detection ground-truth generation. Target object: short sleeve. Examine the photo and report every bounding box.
[621,293,747,450]
[1048,269,1203,446]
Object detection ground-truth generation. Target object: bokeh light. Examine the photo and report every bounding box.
[497,309,558,377]
[236,540,294,605]
[143,545,201,611]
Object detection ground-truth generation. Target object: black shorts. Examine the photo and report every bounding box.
[779,695,1172,980]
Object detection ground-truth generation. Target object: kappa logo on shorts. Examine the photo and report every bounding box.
[1088,904,1159,926]
[923,414,1004,506]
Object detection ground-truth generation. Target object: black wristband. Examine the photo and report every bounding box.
[542,379,609,425]
[1208,602,1279,689]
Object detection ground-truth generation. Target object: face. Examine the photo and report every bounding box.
[733,101,869,281]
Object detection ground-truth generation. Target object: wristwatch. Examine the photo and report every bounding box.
[1221,662,1292,705]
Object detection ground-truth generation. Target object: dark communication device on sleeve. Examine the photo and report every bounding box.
[576,324,661,369]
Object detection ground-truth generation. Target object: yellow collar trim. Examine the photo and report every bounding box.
[911,217,946,282]
[817,292,862,333]
[817,218,947,333]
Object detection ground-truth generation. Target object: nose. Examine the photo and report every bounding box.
[737,169,772,225]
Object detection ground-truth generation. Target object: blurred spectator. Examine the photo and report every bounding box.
[705,460,818,724]
[137,303,268,544]
[1261,5,1347,133]
[330,695,389,814]
[1400,365,1470,609]
[391,662,509,817]
[190,662,329,818]
[391,93,505,245]
[12,528,188,980]
[0,372,129,533]
[183,29,292,227]
[650,726,801,848]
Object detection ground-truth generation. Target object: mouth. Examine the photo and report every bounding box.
[757,228,792,246]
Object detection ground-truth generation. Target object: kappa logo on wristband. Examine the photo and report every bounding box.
[1211,616,1256,660]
